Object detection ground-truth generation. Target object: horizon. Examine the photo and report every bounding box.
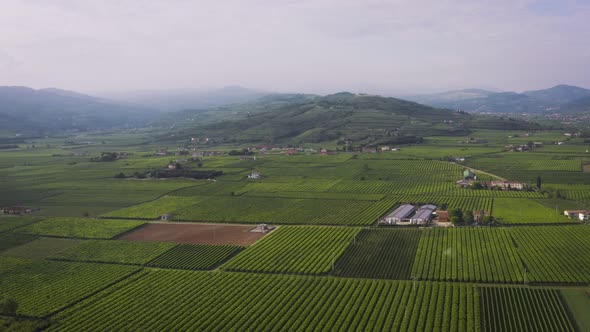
[1,1,589,95]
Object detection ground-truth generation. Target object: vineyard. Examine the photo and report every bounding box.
[0,233,37,251]
[411,228,524,283]
[147,244,243,270]
[0,259,139,317]
[0,216,43,232]
[509,226,590,284]
[480,287,575,331]
[172,196,397,225]
[333,228,422,279]
[14,217,145,239]
[50,240,175,265]
[222,226,361,274]
[102,196,209,219]
[0,237,84,259]
[49,270,481,332]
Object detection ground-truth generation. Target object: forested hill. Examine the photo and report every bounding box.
[163,92,540,145]
[0,86,160,134]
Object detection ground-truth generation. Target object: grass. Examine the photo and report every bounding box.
[0,233,38,252]
[0,237,84,259]
[0,216,44,233]
[13,217,145,239]
[493,198,573,224]
[561,289,590,332]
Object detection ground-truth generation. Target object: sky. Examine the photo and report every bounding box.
[1,0,589,95]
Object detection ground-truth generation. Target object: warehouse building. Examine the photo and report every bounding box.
[383,204,415,225]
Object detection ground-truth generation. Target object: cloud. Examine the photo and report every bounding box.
[0,0,588,94]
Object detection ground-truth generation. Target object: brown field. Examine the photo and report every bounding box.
[118,222,268,246]
[583,164,590,173]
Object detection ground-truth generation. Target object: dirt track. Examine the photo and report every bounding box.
[118,223,267,246]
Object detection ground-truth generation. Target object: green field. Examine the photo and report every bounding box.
[0,233,38,252]
[50,240,176,265]
[493,198,573,224]
[411,228,524,283]
[0,259,139,317]
[147,244,243,270]
[222,226,361,274]
[14,217,145,239]
[510,226,590,284]
[2,128,590,330]
[333,228,422,280]
[49,270,481,332]
[0,237,84,259]
[480,287,575,331]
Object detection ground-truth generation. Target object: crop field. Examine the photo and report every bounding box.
[102,196,209,219]
[2,130,590,330]
[119,223,266,246]
[0,237,84,259]
[171,195,397,225]
[14,217,145,239]
[0,257,33,274]
[147,244,243,270]
[0,259,139,317]
[509,226,590,284]
[0,233,38,251]
[50,270,480,332]
[50,240,176,265]
[0,216,43,232]
[493,198,572,224]
[480,287,575,332]
[222,226,361,274]
[333,229,422,280]
[411,228,524,283]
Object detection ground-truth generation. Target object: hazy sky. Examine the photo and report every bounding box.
[1,0,589,95]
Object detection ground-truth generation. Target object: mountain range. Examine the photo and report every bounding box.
[164,92,539,145]
[403,85,590,114]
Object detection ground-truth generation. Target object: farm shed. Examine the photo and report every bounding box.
[384,204,415,225]
[410,205,437,225]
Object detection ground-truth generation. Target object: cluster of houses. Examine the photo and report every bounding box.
[564,210,589,222]
[1,206,39,215]
[381,204,437,225]
[456,169,527,190]
[247,171,262,179]
[504,143,541,152]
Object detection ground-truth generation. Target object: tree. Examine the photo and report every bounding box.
[114,172,126,179]
[536,176,542,190]
[0,298,18,315]
[482,215,494,225]
[463,210,474,225]
[449,208,463,225]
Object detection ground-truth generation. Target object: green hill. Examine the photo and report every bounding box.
[163,92,539,145]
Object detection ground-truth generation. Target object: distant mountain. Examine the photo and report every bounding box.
[101,86,271,112]
[561,96,590,113]
[404,85,590,114]
[163,92,539,145]
[523,85,590,105]
[0,86,159,134]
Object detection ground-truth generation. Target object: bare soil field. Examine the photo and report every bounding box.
[118,222,268,246]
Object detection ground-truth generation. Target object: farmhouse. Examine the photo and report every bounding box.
[248,171,262,179]
[564,210,589,221]
[410,205,436,225]
[1,206,37,215]
[436,211,449,223]
[488,180,527,190]
[383,204,415,224]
